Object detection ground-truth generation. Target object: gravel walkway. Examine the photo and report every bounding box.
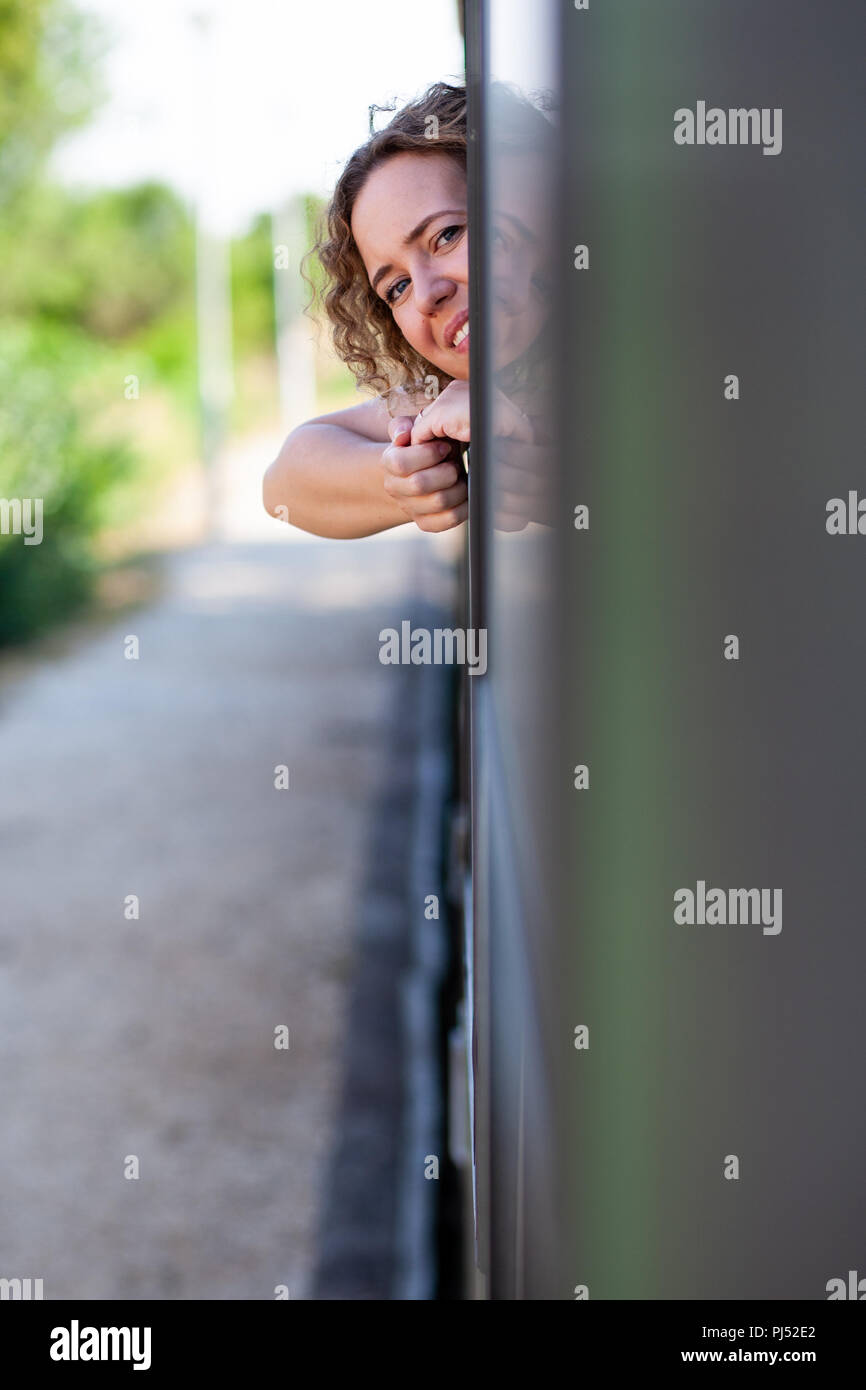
[0,524,452,1300]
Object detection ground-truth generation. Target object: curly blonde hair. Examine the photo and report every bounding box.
[310,82,467,397]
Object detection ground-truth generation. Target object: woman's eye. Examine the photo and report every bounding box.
[386,277,410,304]
[532,270,552,300]
[436,224,463,249]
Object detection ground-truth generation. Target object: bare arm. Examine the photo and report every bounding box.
[264,394,469,540]
[263,397,409,540]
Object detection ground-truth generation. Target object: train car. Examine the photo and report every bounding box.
[453,0,865,1300]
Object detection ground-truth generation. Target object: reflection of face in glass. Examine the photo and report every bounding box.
[490,152,552,375]
[487,130,557,532]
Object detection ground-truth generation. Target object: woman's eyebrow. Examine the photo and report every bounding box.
[371,208,465,293]
[497,210,538,244]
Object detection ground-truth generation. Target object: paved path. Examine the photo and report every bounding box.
[0,461,457,1299]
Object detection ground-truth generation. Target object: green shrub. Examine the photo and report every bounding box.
[0,319,133,646]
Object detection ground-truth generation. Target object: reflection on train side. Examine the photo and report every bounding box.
[489,84,557,534]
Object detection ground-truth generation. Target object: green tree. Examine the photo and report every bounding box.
[0,0,135,646]
[0,181,196,338]
[0,319,132,645]
[0,0,101,204]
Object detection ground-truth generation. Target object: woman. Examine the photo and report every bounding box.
[262,81,550,539]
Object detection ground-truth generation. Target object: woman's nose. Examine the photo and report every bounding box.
[414,271,455,317]
[492,253,533,316]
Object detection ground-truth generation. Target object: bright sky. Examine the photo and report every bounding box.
[53,0,465,235]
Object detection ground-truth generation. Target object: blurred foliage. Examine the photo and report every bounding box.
[0,0,274,647]
[0,319,133,645]
[0,0,119,645]
[0,0,339,648]
[0,0,101,203]
[0,181,195,339]
[231,211,275,360]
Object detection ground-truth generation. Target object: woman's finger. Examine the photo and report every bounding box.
[410,382,471,445]
[401,481,468,517]
[495,492,532,530]
[383,439,452,478]
[388,413,415,444]
[411,408,471,447]
[495,460,546,496]
[384,461,460,500]
[415,501,469,533]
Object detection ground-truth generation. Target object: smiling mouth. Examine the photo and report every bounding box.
[443,310,469,352]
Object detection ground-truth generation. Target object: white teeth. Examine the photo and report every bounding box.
[452,321,469,348]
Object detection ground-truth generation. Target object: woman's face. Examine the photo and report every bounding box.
[351,151,470,382]
[351,148,549,383]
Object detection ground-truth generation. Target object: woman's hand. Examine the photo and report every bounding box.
[382,414,468,533]
[409,379,471,447]
[492,439,556,531]
[409,379,533,449]
[406,378,543,531]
